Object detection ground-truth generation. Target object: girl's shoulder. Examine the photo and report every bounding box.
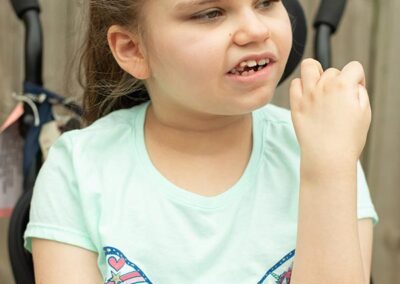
[254,103,300,154]
[67,103,146,140]
[53,103,147,161]
[255,103,293,125]
[84,104,145,132]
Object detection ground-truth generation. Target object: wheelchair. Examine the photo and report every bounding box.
[7,0,363,283]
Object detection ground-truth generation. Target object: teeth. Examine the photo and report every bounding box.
[230,57,271,75]
[239,60,258,68]
[258,59,267,65]
[238,58,270,69]
[247,60,257,67]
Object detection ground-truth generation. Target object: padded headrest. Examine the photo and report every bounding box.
[314,0,347,33]
[279,0,307,85]
[9,0,40,19]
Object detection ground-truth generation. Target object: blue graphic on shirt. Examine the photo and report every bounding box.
[103,246,153,284]
[103,245,294,284]
[258,249,295,284]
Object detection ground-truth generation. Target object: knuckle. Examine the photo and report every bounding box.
[323,78,346,93]
[347,61,365,73]
[291,78,300,85]
[290,78,300,90]
[301,58,318,69]
[326,67,340,73]
[322,81,334,93]
[350,60,363,68]
[302,58,314,65]
[321,68,340,80]
[309,88,319,99]
[336,79,350,90]
[325,68,340,77]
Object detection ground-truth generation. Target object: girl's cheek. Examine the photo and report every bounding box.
[276,25,293,55]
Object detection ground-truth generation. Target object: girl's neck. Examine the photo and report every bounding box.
[143,103,253,196]
[144,103,253,155]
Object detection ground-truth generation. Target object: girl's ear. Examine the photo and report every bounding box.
[107,25,150,80]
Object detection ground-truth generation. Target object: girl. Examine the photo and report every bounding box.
[24,0,379,283]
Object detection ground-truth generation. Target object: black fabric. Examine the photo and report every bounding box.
[8,189,35,284]
[314,0,347,33]
[279,0,308,85]
[9,0,40,19]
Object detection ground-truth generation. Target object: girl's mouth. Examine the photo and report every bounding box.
[225,60,275,84]
[228,58,271,77]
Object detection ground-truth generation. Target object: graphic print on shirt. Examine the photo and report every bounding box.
[104,246,153,284]
[258,249,295,284]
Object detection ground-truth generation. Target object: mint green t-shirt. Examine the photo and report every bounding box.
[24,101,379,284]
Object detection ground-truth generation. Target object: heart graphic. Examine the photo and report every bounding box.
[104,247,153,283]
[108,256,126,271]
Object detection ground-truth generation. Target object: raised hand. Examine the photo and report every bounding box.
[289,58,371,169]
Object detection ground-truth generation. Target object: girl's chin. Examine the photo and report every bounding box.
[217,96,275,116]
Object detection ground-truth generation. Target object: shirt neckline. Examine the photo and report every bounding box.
[133,101,264,210]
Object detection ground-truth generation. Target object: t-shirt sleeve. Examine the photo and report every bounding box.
[23,132,97,253]
[357,160,379,226]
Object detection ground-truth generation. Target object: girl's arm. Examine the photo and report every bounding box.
[32,238,103,283]
[358,218,374,282]
[291,161,366,284]
[289,59,372,284]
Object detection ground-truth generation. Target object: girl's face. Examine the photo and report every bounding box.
[142,0,292,117]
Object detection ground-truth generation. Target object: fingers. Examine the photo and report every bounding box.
[317,67,341,86]
[290,78,302,112]
[294,59,369,110]
[339,61,366,87]
[300,58,323,95]
[358,85,370,111]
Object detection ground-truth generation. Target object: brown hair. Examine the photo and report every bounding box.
[79,1,149,125]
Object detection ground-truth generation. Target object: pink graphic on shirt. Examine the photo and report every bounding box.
[104,246,294,283]
[277,263,293,284]
[104,247,153,284]
[108,256,126,271]
[257,249,295,284]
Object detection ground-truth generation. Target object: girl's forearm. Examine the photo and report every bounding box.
[290,160,366,284]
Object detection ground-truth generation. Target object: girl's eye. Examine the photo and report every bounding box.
[257,0,280,9]
[192,9,223,21]
[191,0,279,22]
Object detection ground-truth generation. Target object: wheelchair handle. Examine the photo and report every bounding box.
[21,10,43,86]
[314,0,347,70]
[9,0,43,85]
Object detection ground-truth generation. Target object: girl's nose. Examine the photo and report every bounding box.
[232,10,271,46]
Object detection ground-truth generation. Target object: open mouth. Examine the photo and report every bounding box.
[228,58,271,77]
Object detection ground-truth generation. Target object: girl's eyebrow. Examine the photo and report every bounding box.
[174,0,222,11]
